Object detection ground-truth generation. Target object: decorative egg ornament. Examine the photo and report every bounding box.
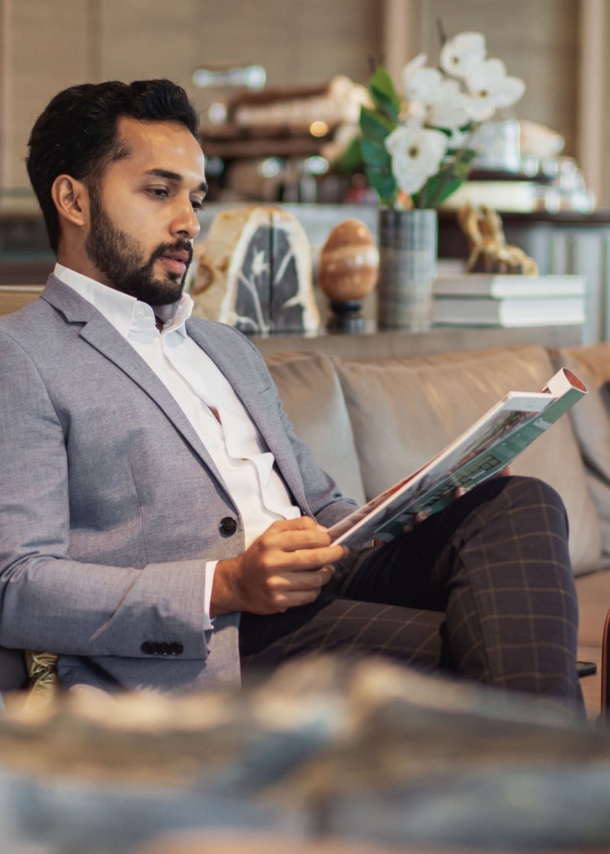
[318,219,379,332]
[318,218,379,302]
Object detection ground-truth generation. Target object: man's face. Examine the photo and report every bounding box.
[84,117,206,306]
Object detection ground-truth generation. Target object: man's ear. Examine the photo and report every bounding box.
[51,174,89,229]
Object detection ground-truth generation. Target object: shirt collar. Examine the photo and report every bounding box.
[53,263,193,339]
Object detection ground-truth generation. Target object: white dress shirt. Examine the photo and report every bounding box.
[54,264,301,630]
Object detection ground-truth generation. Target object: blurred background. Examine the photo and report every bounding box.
[0,0,608,342]
[0,0,601,201]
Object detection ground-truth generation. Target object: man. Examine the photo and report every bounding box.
[0,79,583,710]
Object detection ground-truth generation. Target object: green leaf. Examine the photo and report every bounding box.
[452,161,473,180]
[447,148,477,163]
[369,67,402,123]
[414,168,470,209]
[337,136,364,172]
[361,138,392,169]
[359,105,395,146]
[433,177,467,206]
[412,145,476,208]
[365,166,396,204]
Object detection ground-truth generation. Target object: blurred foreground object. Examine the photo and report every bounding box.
[188,207,319,334]
[318,219,378,332]
[138,832,407,854]
[3,656,610,851]
[458,204,538,274]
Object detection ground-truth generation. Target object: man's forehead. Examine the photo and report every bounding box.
[115,116,206,177]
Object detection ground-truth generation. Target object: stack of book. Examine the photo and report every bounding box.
[432,274,586,327]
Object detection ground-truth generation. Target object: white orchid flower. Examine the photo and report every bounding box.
[427,79,471,130]
[464,58,526,121]
[440,32,486,78]
[385,126,447,195]
[402,53,443,105]
[402,100,427,128]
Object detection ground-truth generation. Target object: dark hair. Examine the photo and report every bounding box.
[26,79,199,252]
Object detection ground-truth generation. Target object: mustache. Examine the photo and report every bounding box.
[149,240,194,267]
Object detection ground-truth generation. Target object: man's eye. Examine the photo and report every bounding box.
[191,199,205,211]
[149,187,169,198]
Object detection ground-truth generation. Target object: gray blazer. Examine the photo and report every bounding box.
[0,276,357,693]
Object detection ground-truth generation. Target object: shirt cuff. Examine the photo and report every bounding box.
[203,560,218,632]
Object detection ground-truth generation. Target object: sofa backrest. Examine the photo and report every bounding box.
[555,344,610,570]
[264,350,366,506]
[266,345,599,577]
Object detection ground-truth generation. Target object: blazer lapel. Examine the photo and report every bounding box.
[186,320,310,512]
[41,277,237,510]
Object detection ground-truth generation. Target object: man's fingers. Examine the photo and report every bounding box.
[268,565,335,593]
[261,543,346,573]
[265,526,333,553]
[266,516,327,535]
[273,588,324,611]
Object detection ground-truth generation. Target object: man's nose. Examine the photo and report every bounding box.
[171,199,201,240]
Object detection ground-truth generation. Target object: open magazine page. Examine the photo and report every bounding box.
[329,368,586,549]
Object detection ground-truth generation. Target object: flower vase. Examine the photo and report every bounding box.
[376,208,437,332]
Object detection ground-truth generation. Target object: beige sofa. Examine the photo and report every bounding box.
[264,342,610,721]
[1,339,608,719]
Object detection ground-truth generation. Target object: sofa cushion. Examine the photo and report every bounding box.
[265,350,366,505]
[335,345,600,575]
[555,345,610,569]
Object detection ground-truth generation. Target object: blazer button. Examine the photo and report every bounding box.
[141,641,183,655]
[219,516,237,536]
[167,642,184,655]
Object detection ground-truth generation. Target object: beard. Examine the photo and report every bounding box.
[84,190,193,306]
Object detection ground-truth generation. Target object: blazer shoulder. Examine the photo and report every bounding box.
[186,317,265,358]
[187,316,249,340]
[0,297,56,341]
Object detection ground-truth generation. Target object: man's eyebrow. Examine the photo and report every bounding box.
[144,168,208,193]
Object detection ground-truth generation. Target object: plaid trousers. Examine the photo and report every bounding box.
[239,476,583,708]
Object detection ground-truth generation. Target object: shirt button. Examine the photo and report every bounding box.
[219,516,238,536]
[136,308,146,317]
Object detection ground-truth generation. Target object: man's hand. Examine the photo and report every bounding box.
[210,516,346,617]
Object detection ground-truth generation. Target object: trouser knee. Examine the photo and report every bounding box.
[500,475,569,537]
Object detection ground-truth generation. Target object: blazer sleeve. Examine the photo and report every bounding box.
[0,331,210,660]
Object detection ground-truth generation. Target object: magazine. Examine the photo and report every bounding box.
[329,367,587,548]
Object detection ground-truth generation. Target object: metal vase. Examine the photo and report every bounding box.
[377,208,438,331]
